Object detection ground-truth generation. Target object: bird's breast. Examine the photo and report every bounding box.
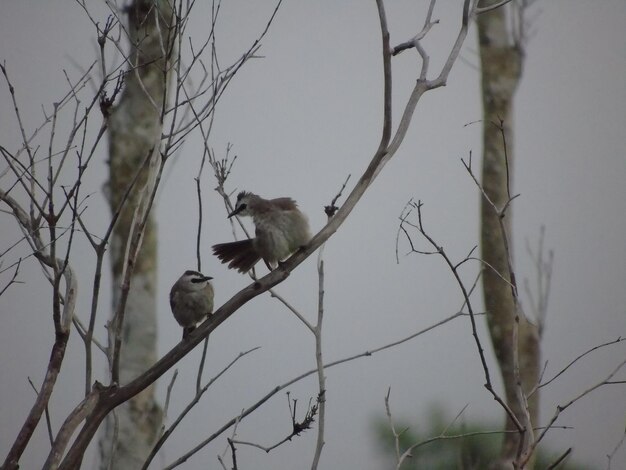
[254,211,309,262]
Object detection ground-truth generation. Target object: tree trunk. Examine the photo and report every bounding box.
[477,3,540,468]
[99,1,173,468]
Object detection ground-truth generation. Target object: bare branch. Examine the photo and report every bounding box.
[0,258,22,297]
[524,225,554,336]
[268,289,314,332]
[42,389,100,470]
[391,0,439,57]
[385,390,520,468]
[475,0,515,15]
[311,231,327,470]
[399,199,524,433]
[606,427,626,470]
[162,369,179,429]
[27,378,54,446]
[163,311,467,468]
[530,337,625,396]
[384,389,405,468]
[522,357,626,466]
[324,174,351,218]
[546,447,572,470]
[231,394,319,455]
[141,348,260,470]
[0,190,77,469]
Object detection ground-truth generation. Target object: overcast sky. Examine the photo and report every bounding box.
[1,1,625,469]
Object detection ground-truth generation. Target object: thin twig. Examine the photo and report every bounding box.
[311,230,327,470]
[141,348,260,470]
[475,0,515,15]
[163,310,468,468]
[231,394,319,454]
[196,338,210,395]
[546,447,572,470]
[521,357,626,467]
[27,378,54,446]
[606,427,626,470]
[385,389,519,469]
[0,258,22,297]
[399,199,523,433]
[162,370,179,431]
[268,289,314,332]
[529,337,625,396]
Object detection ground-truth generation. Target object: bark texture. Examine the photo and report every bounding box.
[477,4,540,468]
[99,1,173,468]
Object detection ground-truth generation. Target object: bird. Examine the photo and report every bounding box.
[212,191,311,273]
[169,270,214,339]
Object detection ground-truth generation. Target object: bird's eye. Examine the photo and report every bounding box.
[191,277,204,284]
[239,203,247,211]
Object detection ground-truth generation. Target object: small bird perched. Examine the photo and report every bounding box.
[212,191,311,273]
[169,270,214,338]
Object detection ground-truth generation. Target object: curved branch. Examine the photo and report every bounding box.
[0,191,77,470]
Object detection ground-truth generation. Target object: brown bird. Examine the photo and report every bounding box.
[169,270,214,338]
[212,191,311,273]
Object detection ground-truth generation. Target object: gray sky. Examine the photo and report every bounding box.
[1,1,625,469]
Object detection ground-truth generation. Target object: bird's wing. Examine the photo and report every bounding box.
[269,197,298,211]
[169,286,179,310]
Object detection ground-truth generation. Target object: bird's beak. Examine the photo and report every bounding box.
[227,206,243,218]
[203,276,213,281]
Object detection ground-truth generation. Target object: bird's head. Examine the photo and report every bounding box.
[179,270,213,291]
[228,191,256,218]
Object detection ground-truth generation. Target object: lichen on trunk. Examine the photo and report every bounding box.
[477,2,540,467]
[99,1,174,468]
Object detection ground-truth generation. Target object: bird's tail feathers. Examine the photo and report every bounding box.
[212,239,260,273]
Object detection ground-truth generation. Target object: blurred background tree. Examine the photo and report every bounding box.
[373,404,588,470]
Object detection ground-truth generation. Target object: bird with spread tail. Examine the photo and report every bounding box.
[212,191,311,273]
[169,270,214,338]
